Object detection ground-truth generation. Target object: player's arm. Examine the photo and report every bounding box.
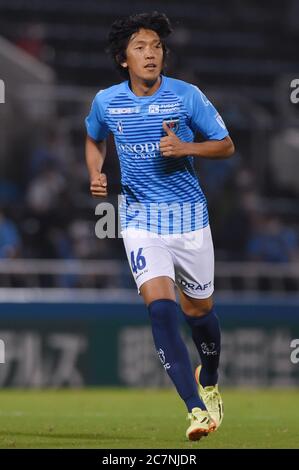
[160,123,234,159]
[85,135,108,197]
[177,135,235,159]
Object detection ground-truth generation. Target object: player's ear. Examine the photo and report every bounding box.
[116,53,127,69]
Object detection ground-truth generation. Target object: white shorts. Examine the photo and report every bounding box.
[121,225,214,299]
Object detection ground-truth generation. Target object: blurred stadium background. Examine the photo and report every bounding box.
[0,0,298,399]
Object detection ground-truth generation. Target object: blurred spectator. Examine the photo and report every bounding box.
[234,167,256,192]
[49,227,74,260]
[0,209,22,258]
[27,128,67,181]
[15,23,50,62]
[70,219,100,259]
[26,162,66,214]
[199,151,240,201]
[247,215,298,263]
[217,190,259,261]
[0,181,21,205]
[270,128,299,197]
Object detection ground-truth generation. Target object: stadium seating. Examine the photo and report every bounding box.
[0,0,298,108]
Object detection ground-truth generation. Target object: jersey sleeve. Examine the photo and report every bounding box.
[188,85,229,140]
[85,92,110,141]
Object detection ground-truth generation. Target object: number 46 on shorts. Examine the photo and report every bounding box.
[130,248,146,273]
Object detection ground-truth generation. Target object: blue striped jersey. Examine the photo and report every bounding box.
[85,75,229,234]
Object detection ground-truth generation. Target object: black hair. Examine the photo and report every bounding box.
[107,11,173,78]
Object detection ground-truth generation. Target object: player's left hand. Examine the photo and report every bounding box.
[160,121,187,158]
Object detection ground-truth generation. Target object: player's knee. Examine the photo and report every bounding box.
[183,298,213,318]
[148,298,178,326]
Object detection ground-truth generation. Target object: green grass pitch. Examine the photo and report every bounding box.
[0,388,298,449]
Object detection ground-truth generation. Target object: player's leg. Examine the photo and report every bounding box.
[142,275,220,389]
[140,277,202,405]
[179,292,220,387]
[167,225,223,428]
[122,228,215,438]
[178,291,224,429]
[140,276,216,439]
[171,224,220,386]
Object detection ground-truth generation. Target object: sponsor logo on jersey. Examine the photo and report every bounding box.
[117,141,160,157]
[108,106,141,114]
[117,121,123,134]
[148,104,160,114]
[160,103,181,113]
[148,103,181,114]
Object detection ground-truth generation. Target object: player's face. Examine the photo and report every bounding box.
[122,28,164,84]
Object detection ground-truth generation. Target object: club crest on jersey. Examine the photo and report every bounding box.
[117,121,123,134]
[163,118,180,134]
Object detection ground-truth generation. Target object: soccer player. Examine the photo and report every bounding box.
[85,12,235,441]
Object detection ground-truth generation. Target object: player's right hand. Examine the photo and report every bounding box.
[90,172,108,197]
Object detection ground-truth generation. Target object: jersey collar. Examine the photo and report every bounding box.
[125,75,166,103]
